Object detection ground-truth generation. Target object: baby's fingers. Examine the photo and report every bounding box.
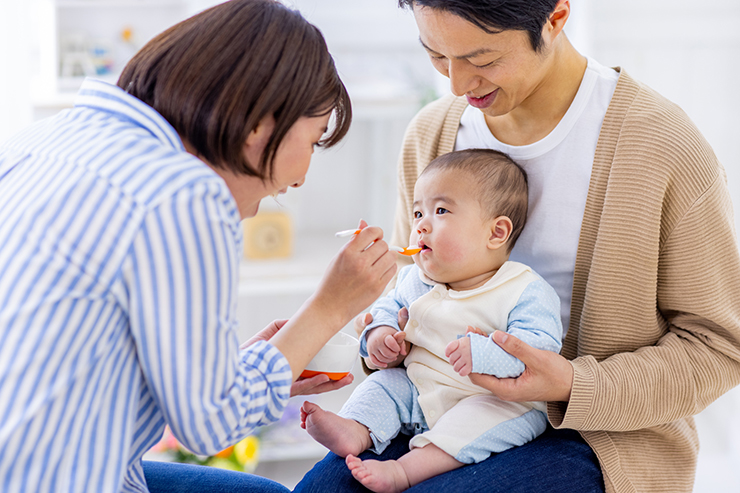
[444,339,460,358]
[383,333,402,353]
[466,325,486,336]
[392,331,408,356]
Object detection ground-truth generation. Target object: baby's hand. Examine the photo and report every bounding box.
[366,326,408,368]
[445,336,473,377]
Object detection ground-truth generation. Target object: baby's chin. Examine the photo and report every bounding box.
[414,261,450,285]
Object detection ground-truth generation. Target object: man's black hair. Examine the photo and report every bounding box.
[399,0,560,52]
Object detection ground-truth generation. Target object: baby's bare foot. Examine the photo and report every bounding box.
[346,454,411,493]
[301,401,371,457]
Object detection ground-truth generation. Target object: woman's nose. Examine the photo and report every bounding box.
[447,59,478,97]
[291,177,305,189]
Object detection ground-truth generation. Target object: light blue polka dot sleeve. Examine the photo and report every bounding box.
[470,278,563,377]
[359,265,432,357]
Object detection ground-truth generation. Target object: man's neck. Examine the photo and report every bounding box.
[485,38,587,146]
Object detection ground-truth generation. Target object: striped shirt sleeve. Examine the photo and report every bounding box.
[122,182,292,455]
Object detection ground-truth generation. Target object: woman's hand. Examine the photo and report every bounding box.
[312,220,397,327]
[240,319,288,350]
[290,372,354,396]
[467,330,574,403]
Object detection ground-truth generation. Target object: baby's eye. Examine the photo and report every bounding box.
[413,211,422,219]
[436,207,449,215]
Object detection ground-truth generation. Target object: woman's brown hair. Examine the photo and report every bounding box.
[118,0,351,180]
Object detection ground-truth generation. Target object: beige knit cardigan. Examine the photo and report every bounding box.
[386,69,740,493]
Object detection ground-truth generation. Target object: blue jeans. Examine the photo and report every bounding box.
[293,426,604,493]
[143,461,290,493]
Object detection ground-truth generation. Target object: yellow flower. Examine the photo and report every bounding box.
[233,435,260,472]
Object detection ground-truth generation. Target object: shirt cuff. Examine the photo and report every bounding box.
[240,340,292,417]
[547,357,596,429]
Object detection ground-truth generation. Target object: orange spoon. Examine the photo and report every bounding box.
[390,245,422,256]
[335,229,421,255]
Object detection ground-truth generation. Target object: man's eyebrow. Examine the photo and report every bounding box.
[418,37,496,60]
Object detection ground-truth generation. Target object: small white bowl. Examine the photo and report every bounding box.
[301,331,360,380]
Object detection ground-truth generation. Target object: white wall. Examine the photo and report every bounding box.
[584,0,740,235]
[0,1,34,143]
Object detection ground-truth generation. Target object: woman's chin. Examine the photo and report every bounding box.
[242,201,260,219]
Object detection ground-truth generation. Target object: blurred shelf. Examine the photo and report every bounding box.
[57,0,184,7]
[239,232,343,295]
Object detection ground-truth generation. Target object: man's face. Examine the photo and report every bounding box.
[413,6,554,119]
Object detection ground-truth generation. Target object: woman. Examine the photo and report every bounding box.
[296,1,740,492]
[0,1,396,492]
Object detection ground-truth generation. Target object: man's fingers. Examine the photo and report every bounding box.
[397,307,409,331]
[492,330,529,361]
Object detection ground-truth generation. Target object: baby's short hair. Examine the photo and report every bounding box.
[421,149,528,250]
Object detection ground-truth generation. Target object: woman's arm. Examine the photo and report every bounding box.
[268,222,397,381]
[125,189,395,454]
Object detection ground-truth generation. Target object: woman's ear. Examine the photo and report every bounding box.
[242,115,276,169]
[488,216,513,251]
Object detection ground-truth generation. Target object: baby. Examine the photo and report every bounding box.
[301,149,563,493]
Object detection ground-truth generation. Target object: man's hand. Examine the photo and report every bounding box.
[445,334,473,377]
[467,330,573,403]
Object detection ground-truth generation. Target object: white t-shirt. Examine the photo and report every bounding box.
[454,57,619,335]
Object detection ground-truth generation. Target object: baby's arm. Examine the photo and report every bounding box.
[447,279,563,378]
[359,265,420,369]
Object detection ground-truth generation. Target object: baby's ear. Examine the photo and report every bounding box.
[488,216,513,250]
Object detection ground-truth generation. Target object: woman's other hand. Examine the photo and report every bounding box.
[468,330,574,403]
[240,319,289,350]
[290,372,354,397]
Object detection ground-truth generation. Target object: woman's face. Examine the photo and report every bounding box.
[237,113,331,218]
[413,6,555,119]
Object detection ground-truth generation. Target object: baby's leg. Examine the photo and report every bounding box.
[301,401,372,457]
[346,443,463,493]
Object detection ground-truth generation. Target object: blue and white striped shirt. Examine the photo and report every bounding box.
[0,79,292,492]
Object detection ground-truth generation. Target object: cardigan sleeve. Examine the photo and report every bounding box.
[550,172,740,432]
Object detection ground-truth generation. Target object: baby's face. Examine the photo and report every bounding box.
[410,168,495,288]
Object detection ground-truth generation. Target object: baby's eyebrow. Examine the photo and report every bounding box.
[413,195,457,208]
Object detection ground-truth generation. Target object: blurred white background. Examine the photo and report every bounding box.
[0,1,738,491]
